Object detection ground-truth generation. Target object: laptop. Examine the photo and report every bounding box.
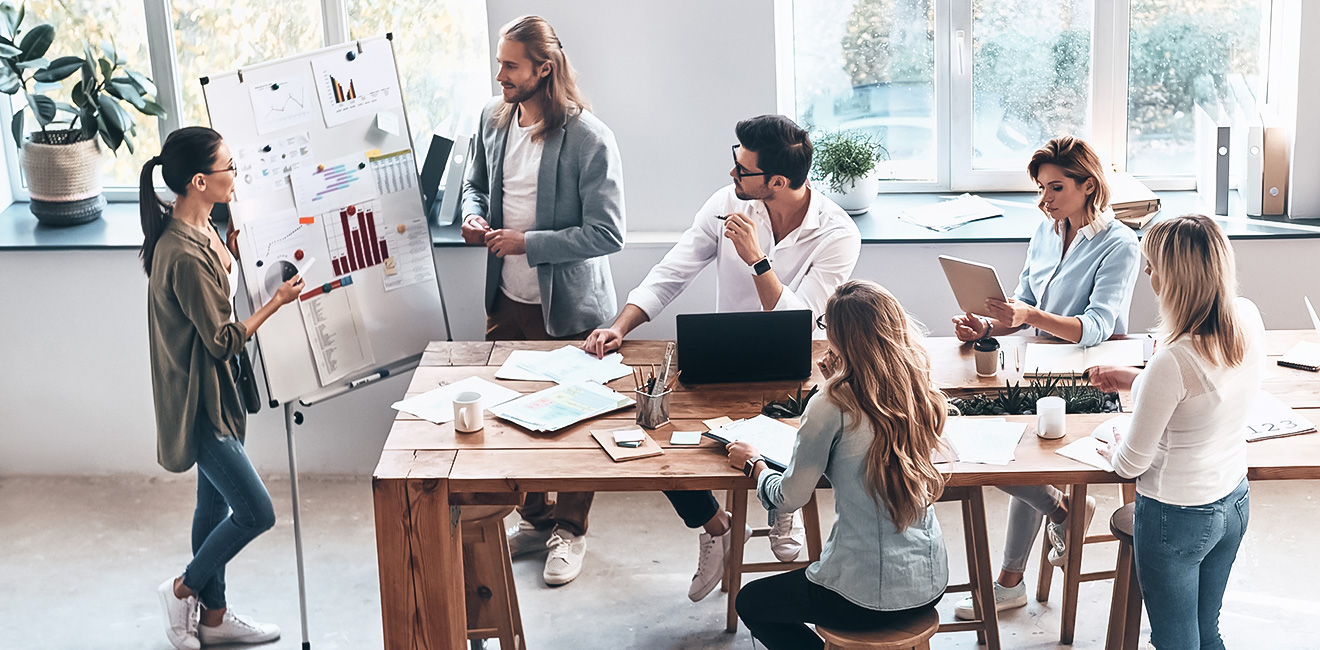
[676,310,813,384]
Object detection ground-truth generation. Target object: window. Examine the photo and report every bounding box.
[787,0,1275,192]
[5,0,488,198]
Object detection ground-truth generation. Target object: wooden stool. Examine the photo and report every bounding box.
[460,506,526,650]
[1035,483,1136,644]
[818,606,940,650]
[723,489,825,632]
[935,486,1000,650]
[1105,502,1142,650]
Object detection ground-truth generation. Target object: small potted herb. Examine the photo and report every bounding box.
[810,130,887,216]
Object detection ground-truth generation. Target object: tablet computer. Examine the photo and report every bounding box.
[939,255,1008,317]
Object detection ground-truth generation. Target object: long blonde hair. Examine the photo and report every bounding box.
[1143,214,1246,367]
[1028,136,1111,233]
[494,16,590,140]
[823,281,948,530]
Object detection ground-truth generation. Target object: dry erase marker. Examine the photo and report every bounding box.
[716,214,728,220]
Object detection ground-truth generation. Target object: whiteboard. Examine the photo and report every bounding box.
[202,35,448,405]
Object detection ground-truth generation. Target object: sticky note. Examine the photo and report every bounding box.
[298,216,315,224]
[364,148,382,158]
[383,257,398,276]
[670,431,702,446]
[612,429,645,444]
[375,112,400,136]
[703,416,734,430]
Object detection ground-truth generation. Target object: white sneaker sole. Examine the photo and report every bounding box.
[157,581,200,650]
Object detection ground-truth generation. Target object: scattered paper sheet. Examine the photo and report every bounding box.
[390,376,522,424]
[1055,437,1115,472]
[898,194,1003,232]
[1242,391,1317,441]
[491,381,634,432]
[499,346,630,385]
[1022,339,1145,377]
[298,279,374,385]
[495,350,557,381]
[234,132,314,200]
[311,48,404,128]
[249,79,318,135]
[704,415,800,470]
[290,151,379,214]
[943,417,1026,465]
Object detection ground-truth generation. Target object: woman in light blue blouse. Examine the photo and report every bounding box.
[728,280,948,649]
[950,136,1141,620]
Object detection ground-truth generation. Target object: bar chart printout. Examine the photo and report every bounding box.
[323,201,389,277]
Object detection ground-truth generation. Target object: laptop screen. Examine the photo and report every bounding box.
[676,310,813,384]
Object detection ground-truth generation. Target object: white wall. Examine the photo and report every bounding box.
[484,0,779,232]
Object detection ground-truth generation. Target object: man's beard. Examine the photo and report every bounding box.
[505,77,545,105]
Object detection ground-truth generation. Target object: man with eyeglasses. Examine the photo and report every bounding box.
[582,114,862,603]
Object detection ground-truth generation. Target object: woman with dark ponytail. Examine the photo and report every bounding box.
[143,126,303,650]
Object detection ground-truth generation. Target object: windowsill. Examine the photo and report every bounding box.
[4,190,1320,251]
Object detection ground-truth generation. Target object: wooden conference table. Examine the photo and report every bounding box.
[372,332,1320,650]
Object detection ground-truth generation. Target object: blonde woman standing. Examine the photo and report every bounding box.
[728,280,948,649]
[1091,215,1265,649]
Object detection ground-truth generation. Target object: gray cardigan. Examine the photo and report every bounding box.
[462,98,626,337]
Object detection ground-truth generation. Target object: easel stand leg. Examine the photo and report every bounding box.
[285,403,313,650]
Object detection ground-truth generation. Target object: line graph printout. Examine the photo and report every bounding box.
[234,132,314,200]
[289,151,379,213]
[310,49,402,127]
[248,79,317,135]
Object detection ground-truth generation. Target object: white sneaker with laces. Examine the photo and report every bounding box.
[506,519,553,559]
[157,578,200,650]
[768,509,805,562]
[1047,496,1097,567]
[197,610,281,645]
[688,516,754,602]
[953,580,1028,620]
[542,528,587,586]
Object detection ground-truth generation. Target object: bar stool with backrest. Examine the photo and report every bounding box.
[817,606,941,650]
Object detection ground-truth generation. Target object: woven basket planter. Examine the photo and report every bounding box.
[20,132,105,227]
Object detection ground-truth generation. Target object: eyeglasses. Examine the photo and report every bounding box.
[815,314,827,331]
[204,163,238,175]
[731,144,769,179]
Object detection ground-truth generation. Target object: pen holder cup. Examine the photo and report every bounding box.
[634,389,673,429]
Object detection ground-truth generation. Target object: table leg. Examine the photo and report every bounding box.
[725,489,749,633]
[1060,483,1090,645]
[966,487,1002,650]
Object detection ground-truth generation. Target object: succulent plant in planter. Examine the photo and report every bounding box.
[0,2,165,226]
[762,385,819,419]
[948,375,1121,416]
[810,129,888,216]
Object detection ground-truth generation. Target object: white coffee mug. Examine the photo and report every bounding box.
[1036,396,1066,440]
[453,391,484,433]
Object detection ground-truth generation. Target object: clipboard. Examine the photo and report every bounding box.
[939,255,1008,317]
[591,430,664,462]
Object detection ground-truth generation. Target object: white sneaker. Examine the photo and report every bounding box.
[953,580,1028,620]
[1047,496,1097,567]
[157,578,200,650]
[506,519,553,558]
[197,610,281,645]
[688,517,754,602]
[768,509,805,562]
[543,528,587,586]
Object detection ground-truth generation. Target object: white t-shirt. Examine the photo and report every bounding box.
[1112,297,1266,505]
[498,108,545,304]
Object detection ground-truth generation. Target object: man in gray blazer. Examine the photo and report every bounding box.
[460,15,625,586]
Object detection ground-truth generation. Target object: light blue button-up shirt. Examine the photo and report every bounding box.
[1015,209,1141,347]
[756,396,948,611]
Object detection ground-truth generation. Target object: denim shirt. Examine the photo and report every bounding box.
[1015,209,1141,347]
[756,396,948,610]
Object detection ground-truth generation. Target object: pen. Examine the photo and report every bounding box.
[716,214,727,220]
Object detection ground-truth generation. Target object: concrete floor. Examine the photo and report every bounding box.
[1,475,1316,649]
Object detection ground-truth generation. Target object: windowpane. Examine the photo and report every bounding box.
[348,0,490,152]
[1127,0,1267,176]
[19,1,159,188]
[792,0,936,182]
[172,1,322,141]
[972,0,1092,170]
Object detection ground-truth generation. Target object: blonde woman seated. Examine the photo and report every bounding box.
[728,280,948,649]
[1092,215,1265,649]
[950,136,1140,618]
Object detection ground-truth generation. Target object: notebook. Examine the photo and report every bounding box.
[1278,297,1320,372]
[1021,339,1145,377]
[591,429,664,462]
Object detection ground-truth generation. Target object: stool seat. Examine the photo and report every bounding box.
[817,607,940,650]
[1110,502,1135,543]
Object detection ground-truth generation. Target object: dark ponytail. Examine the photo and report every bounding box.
[139,126,225,276]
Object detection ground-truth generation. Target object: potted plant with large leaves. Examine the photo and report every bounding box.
[811,130,888,216]
[0,2,165,226]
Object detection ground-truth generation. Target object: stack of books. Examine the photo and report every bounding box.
[1106,170,1161,229]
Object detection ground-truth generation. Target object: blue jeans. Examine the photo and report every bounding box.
[182,419,276,610]
[1134,478,1249,650]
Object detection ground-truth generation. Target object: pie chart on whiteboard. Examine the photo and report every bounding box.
[264,260,301,298]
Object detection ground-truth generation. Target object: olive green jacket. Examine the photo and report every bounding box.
[147,218,249,472]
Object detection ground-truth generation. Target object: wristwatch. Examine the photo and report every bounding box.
[742,456,765,477]
[752,257,772,276]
